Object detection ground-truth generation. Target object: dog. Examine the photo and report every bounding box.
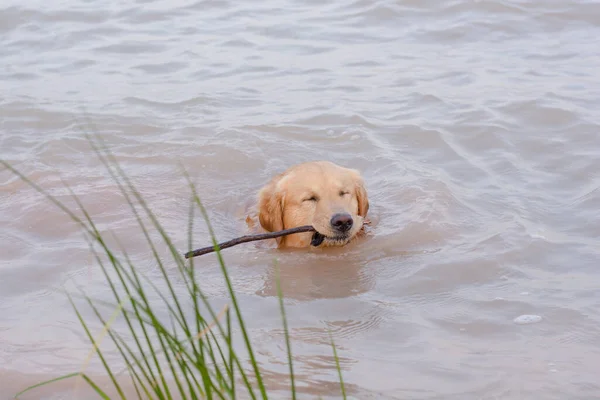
[254,161,369,248]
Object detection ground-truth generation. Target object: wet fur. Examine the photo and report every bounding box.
[254,161,369,248]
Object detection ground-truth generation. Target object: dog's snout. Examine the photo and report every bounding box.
[330,213,353,233]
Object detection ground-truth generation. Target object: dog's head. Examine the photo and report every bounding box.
[257,161,369,248]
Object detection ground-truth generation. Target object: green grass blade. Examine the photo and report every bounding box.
[83,227,166,397]
[78,284,164,399]
[185,172,268,400]
[207,326,235,395]
[61,178,169,395]
[329,331,346,400]
[13,372,80,399]
[275,265,296,399]
[227,308,235,398]
[80,373,112,400]
[67,293,127,400]
[86,136,192,335]
[126,364,144,400]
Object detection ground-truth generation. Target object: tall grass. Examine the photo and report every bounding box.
[3,134,346,400]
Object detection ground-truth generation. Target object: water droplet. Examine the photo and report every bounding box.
[513,314,542,325]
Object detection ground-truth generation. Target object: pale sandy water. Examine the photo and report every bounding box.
[1,0,600,399]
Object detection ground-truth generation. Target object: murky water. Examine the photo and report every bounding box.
[1,0,600,398]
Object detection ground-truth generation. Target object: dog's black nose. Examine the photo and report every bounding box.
[330,213,353,233]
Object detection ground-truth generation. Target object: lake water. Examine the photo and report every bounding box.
[1,0,599,399]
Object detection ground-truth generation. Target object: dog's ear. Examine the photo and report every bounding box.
[352,171,369,217]
[258,178,284,235]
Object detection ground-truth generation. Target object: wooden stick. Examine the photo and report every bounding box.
[184,225,316,259]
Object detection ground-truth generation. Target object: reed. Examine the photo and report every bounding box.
[3,134,346,400]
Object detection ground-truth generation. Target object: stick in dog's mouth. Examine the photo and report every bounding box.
[185,225,316,259]
[184,219,373,259]
[310,232,326,247]
[310,231,355,247]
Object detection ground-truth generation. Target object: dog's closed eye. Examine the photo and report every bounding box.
[303,195,319,202]
[339,190,350,197]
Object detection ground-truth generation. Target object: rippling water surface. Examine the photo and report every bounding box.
[1,0,600,398]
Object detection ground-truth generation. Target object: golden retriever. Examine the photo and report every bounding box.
[255,161,369,248]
